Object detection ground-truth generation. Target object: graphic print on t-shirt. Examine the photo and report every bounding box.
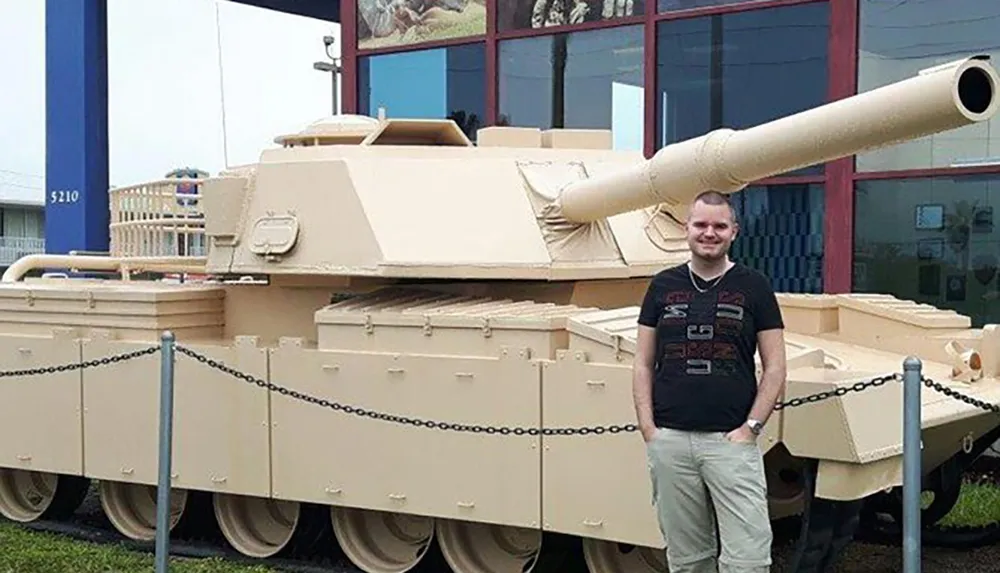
[658,288,747,378]
[638,263,784,431]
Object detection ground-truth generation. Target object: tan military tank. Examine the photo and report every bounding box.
[0,54,999,573]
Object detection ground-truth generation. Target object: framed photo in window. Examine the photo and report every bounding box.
[915,204,944,230]
[917,238,944,261]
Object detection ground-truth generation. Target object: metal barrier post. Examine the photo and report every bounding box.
[903,356,922,573]
[154,331,176,573]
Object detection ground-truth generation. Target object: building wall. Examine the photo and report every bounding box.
[347,0,1000,328]
[0,205,46,267]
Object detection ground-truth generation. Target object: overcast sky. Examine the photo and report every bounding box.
[0,0,342,204]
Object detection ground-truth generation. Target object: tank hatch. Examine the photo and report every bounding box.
[313,286,595,358]
[359,118,473,147]
[274,115,381,147]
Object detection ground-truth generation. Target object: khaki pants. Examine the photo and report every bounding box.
[647,427,772,573]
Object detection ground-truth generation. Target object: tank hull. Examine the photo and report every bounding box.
[0,280,996,571]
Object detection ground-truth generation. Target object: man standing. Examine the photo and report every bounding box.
[632,190,787,573]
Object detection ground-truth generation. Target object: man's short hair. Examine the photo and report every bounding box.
[690,190,737,223]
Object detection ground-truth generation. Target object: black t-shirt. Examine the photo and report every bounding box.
[637,262,784,432]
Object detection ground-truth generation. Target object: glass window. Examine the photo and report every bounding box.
[658,0,773,13]
[853,175,1000,327]
[729,183,825,293]
[356,0,485,51]
[857,0,1000,172]
[655,2,829,176]
[497,26,645,151]
[497,0,644,33]
[357,43,486,141]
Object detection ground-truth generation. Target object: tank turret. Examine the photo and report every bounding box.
[0,55,999,573]
[10,56,997,299]
[55,55,997,291]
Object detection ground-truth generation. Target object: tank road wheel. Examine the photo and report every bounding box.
[436,518,572,573]
[331,507,435,573]
[582,539,667,573]
[213,493,302,558]
[765,445,809,519]
[98,480,188,541]
[0,469,90,522]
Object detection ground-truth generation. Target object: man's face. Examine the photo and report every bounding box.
[685,200,738,261]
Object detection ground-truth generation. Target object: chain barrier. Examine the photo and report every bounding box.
[921,375,1000,414]
[0,346,160,378]
[773,373,900,411]
[0,344,997,434]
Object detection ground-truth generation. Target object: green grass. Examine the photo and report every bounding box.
[936,477,1000,529]
[0,521,281,573]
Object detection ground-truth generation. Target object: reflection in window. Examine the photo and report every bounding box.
[497,0,645,32]
[729,183,825,293]
[857,0,1000,172]
[655,2,829,175]
[357,43,486,140]
[853,175,1000,327]
[497,26,644,151]
[657,0,770,13]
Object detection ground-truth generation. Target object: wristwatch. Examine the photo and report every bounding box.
[746,419,764,436]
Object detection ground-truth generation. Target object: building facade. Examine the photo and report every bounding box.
[0,201,45,271]
[345,0,1000,328]
[0,169,46,270]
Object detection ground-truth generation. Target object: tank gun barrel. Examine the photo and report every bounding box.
[555,55,1000,223]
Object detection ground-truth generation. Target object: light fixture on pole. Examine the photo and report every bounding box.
[313,35,342,115]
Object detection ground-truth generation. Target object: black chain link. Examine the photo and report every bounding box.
[4,343,1000,434]
[922,375,1000,413]
[172,345,637,436]
[172,346,918,436]
[0,345,159,378]
[773,373,901,411]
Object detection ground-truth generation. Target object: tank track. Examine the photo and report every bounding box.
[5,460,1000,573]
[7,486,353,573]
[0,484,814,573]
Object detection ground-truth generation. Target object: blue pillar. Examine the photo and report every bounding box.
[45,0,109,255]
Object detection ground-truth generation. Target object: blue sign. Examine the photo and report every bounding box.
[45,0,109,255]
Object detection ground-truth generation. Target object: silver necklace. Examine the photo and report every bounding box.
[687,262,729,293]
